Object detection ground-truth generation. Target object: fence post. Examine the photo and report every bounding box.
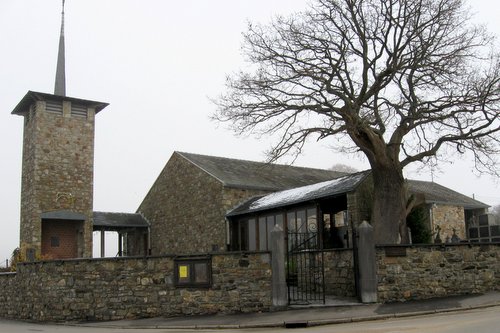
[270,225,287,309]
[356,221,378,303]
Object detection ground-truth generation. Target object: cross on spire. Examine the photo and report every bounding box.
[54,0,66,96]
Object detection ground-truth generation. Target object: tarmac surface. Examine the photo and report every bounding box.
[75,291,500,330]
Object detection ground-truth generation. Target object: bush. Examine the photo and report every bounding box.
[407,206,432,244]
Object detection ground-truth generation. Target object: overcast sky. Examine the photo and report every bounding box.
[0,0,499,263]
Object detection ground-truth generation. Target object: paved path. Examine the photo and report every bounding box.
[74,291,500,330]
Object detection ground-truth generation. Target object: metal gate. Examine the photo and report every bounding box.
[286,232,325,305]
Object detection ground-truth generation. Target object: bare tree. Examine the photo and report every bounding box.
[491,204,500,224]
[214,0,500,244]
[330,163,358,173]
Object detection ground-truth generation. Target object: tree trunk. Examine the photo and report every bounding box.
[370,164,409,244]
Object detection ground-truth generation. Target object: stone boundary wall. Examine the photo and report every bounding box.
[1,244,499,322]
[377,243,500,302]
[323,249,355,297]
[0,252,271,322]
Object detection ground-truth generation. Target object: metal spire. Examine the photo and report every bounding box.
[54,0,66,96]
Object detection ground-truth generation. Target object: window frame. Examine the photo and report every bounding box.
[174,257,212,288]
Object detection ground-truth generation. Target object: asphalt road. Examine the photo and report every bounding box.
[0,306,499,333]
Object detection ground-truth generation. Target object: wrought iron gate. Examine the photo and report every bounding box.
[286,232,325,305]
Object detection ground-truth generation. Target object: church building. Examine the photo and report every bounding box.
[9,2,493,262]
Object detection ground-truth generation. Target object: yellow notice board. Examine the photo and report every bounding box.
[179,265,188,278]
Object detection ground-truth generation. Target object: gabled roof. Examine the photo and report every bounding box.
[228,171,370,216]
[176,151,347,191]
[407,180,489,210]
[93,212,149,231]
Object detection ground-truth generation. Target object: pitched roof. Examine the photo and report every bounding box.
[177,151,347,191]
[407,180,489,209]
[228,173,489,218]
[227,171,369,216]
[93,212,149,230]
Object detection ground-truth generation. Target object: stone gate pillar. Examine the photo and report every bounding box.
[356,221,378,303]
[270,225,287,309]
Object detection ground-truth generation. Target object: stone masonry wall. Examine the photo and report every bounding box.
[323,249,355,297]
[377,244,500,302]
[138,153,225,254]
[431,205,466,242]
[222,187,270,216]
[19,100,95,258]
[0,252,271,322]
[138,153,268,255]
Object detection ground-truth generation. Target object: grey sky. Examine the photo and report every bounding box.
[0,0,499,262]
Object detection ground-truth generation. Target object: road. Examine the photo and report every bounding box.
[0,306,498,333]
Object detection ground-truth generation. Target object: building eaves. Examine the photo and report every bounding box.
[11,91,109,116]
[41,210,86,221]
[408,180,489,209]
[228,171,370,217]
[228,173,489,218]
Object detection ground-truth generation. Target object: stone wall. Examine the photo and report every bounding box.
[19,99,96,259]
[377,244,500,302]
[139,153,226,254]
[0,252,271,322]
[430,205,466,242]
[323,249,355,297]
[138,152,268,255]
[2,244,499,322]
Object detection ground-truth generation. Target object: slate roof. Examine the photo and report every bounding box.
[41,210,86,221]
[227,171,370,216]
[177,152,347,191]
[228,172,489,217]
[93,212,149,230]
[407,180,489,209]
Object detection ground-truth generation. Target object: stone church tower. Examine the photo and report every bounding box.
[11,1,108,260]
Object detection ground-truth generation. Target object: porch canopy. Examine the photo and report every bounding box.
[93,212,150,231]
[229,171,489,218]
[226,170,490,250]
[93,212,149,257]
[227,172,368,217]
[226,172,370,251]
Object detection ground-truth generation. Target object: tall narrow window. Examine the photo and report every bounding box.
[307,208,317,233]
[275,214,284,230]
[288,212,296,232]
[248,219,257,251]
[239,220,249,251]
[297,210,306,232]
[266,216,274,250]
[259,217,267,251]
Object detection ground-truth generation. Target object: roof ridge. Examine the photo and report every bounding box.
[407,179,489,207]
[175,151,345,173]
[175,151,227,185]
